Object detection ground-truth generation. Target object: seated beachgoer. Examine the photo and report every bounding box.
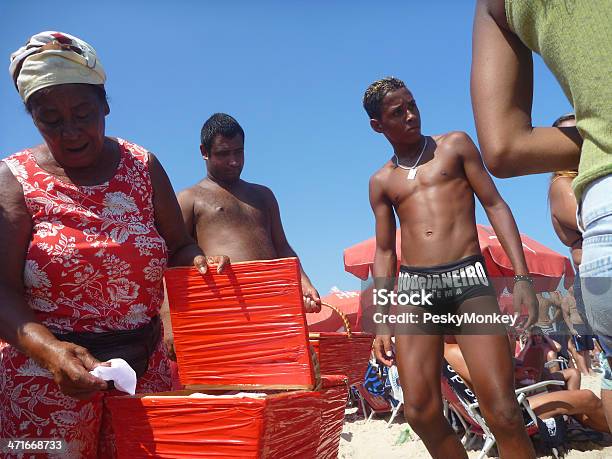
[535,293,557,337]
[445,343,609,434]
[507,330,580,391]
[518,326,562,373]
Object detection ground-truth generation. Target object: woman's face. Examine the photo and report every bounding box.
[29,83,108,169]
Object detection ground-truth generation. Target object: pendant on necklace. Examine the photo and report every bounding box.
[407,168,417,180]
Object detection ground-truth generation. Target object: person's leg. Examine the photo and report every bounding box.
[602,386,612,433]
[542,367,581,391]
[395,333,467,459]
[455,296,536,459]
[569,336,589,374]
[580,350,593,373]
[560,367,581,391]
[528,390,610,433]
[574,331,594,373]
[544,345,560,372]
[596,338,612,432]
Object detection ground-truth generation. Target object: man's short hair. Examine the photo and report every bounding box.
[552,113,575,127]
[200,113,245,151]
[363,77,407,119]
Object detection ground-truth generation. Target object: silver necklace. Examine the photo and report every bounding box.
[394,136,428,180]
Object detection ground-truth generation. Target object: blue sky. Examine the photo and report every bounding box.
[0,1,573,294]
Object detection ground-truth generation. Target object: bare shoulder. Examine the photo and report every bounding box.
[437,131,476,149]
[436,131,480,160]
[145,151,164,178]
[0,161,30,224]
[245,181,274,195]
[369,160,394,188]
[0,161,25,204]
[176,183,200,205]
[243,181,277,204]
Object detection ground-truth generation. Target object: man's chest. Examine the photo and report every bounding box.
[195,192,269,226]
[385,158,462,206]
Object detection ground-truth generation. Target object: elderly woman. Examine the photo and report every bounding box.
[0,31,226,457]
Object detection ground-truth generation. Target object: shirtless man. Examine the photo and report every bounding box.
[177,113,320,311]
[547,290,571,362]
[535,293,556,336]
[365,77,538,459]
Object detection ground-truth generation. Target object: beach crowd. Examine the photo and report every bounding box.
[1,1,611,458]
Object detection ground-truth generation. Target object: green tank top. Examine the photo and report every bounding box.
[505,0,612,201]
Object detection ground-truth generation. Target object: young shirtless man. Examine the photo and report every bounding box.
[562,287,595,375]
[365,77,539,459]
[177,113,320,311]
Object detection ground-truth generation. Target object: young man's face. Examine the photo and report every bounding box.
[371,87,422,145]
[202,134,245,183]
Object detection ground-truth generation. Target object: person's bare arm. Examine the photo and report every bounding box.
[561,297,577,335]
[550,304,563,324]
[370,172,397,366]
[543,335,561,353]
[458,132,539,327]
[549,178,579,232]
[149,153,228,273]
[265,186,320,312]
[471,0,582,177]
[177,188,196,240]
[549,176,582,249]
[0,163,107,398]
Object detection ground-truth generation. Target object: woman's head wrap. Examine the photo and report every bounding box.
[9,31,106,102]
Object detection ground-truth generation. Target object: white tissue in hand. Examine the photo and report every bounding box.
[90,358,137,395]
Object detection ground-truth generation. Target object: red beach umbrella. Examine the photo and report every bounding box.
[307,289,361,332]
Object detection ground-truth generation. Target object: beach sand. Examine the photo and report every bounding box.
[339,375,612,458]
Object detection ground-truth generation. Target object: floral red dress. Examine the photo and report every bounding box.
[0,139,172,458]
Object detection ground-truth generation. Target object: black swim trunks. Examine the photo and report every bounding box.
[396,254,498,334]
[398,254,496,310]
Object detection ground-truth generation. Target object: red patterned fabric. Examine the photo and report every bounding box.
[0,139,172,458]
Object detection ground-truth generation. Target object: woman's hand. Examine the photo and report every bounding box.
[44,341,108,399]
